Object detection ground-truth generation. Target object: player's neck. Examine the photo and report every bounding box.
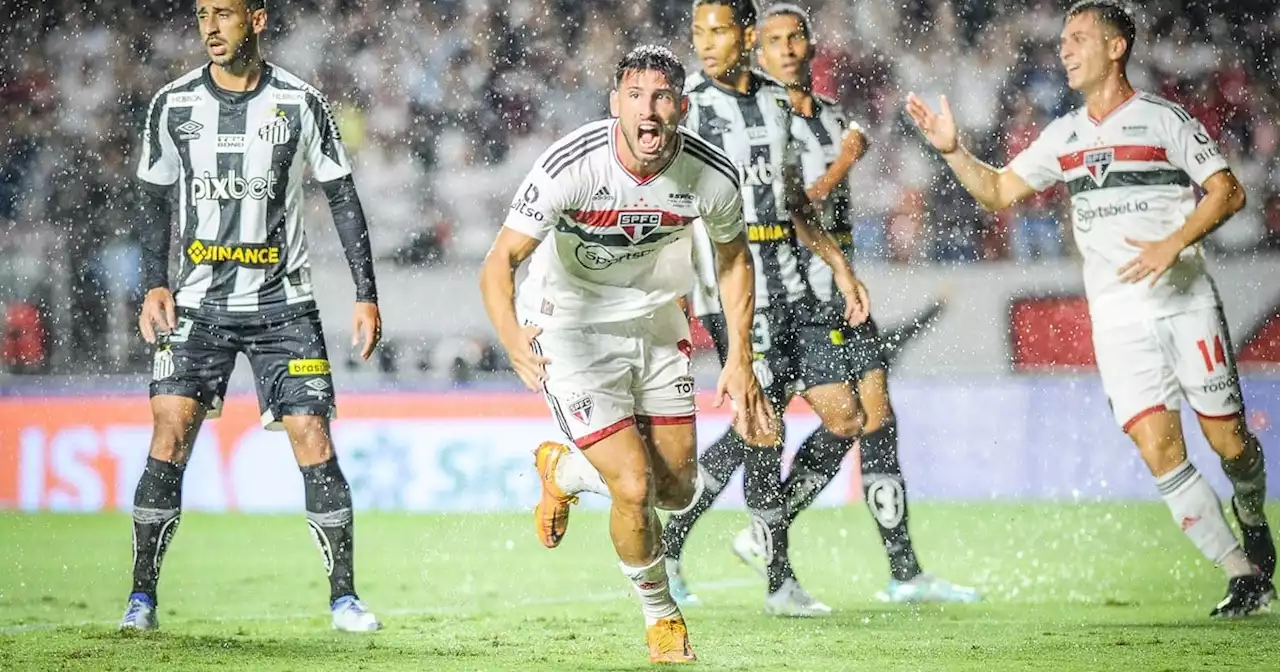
[710,63,753,94]
[210,50,265,92]
[786,83,815,117]
[1083,73,1135,122]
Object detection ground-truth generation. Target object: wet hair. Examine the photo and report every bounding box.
[1066,0,1137,65]
[614,45,687,93]
[692,0,760,29]
[760,2,813,41]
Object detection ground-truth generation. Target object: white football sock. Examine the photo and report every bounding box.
[1156,460,1253,578]
[555,447,609,497]
[620,552,681,626]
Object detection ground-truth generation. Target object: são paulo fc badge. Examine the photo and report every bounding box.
[568,395,594,425]
[1084,147,1114,186]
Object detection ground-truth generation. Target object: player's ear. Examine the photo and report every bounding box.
[679,95,689,121]
[743,25,758,51]
[609,89,620,118]
[251,7,267,35]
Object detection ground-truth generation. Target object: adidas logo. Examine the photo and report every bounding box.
[1066,131,1079,143]
[592,186,612,201]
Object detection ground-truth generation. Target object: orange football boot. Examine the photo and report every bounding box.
[647,616,696,664]
[532,441,577,548]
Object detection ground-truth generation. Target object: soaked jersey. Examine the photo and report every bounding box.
[794,94,863,303]
[504,119,743,326]
[684,70,812,316]
[137,63,351,318]
[1009,92,1229,327]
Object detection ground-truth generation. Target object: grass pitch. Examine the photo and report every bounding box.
[2,504,1278,670]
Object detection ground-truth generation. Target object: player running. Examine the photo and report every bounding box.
[907,0,1274,617]
[725,2,980,605]
[121,0,381,632]
[480,45,775,663]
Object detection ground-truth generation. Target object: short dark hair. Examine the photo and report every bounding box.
[614,45,687,93]
[692,0,760,29]
[1066,0,1136,65]
[245,0,266,11]
[761,3,813,41]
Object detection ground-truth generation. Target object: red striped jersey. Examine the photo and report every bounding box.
[1008,92,1231,326]
[503,119,743,326]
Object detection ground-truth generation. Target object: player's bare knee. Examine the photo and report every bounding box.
[283,415,335,466]
[1133,433,1187,476]
[149,402,201,464]
[825,409,863,440]
[606,469,654,511]
[1202,416,1249,462]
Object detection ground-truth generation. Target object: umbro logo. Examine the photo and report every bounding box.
[176,120,203,141]
[592,186,612,201]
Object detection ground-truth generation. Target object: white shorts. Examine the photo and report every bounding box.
[529,303,696,448]
[1093,305,1244,432]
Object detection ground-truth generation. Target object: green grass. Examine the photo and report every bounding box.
[1,504,1277,670]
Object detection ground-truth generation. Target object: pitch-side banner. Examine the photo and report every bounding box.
[1,378,1277,512]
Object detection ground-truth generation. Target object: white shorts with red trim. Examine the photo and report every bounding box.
[528,302,696,448]
[1094,304,1244,432]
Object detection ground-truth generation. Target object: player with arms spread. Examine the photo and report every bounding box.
[479,46,773,663]
[121,0,382,632]
[907,0,1274,616]
[727,2,979,605]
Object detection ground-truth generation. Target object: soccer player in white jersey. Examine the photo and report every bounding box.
[479,46,775,663]
[723,2,980,605]
[121,0,382,632]
[907,0,1274,617]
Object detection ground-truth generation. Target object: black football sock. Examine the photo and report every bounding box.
[131,457,185,603]
[302,457,357,604]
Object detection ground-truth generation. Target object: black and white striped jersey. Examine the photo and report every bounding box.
[795,94,862,303]
[684,70,813,316]
[137,63,351,318]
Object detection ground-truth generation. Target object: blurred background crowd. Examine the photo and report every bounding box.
[1,0,1278,374]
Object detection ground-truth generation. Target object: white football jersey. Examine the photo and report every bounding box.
[504,119,743,326]
[1009,92,1230,327]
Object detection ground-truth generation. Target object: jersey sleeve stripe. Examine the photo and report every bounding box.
[682,142,741,188]
[542,128,608,172]
[1058,145,1168,171]
[546,139,610,178]
[142,89,168,170]
[1140,94,1192,122]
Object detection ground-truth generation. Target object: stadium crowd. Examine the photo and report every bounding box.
[1,0,1278,371]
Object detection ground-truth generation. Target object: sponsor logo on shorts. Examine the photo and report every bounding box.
[674,375,694,395]
[1202,374,1239,394]
[186,240,280,267]
[288,359,331,376]
[747,223,790,242]
[303,377,331,399]
[568,395,594,425]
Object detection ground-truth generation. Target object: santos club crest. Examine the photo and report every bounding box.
[1083,148,1114,186]
[617,211,662,243]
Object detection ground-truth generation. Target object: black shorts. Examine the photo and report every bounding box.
[149,309,336,430]
[839,316,889,379]
[699,307,850,406]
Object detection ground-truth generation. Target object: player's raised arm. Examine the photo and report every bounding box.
[905,93,1037,212]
